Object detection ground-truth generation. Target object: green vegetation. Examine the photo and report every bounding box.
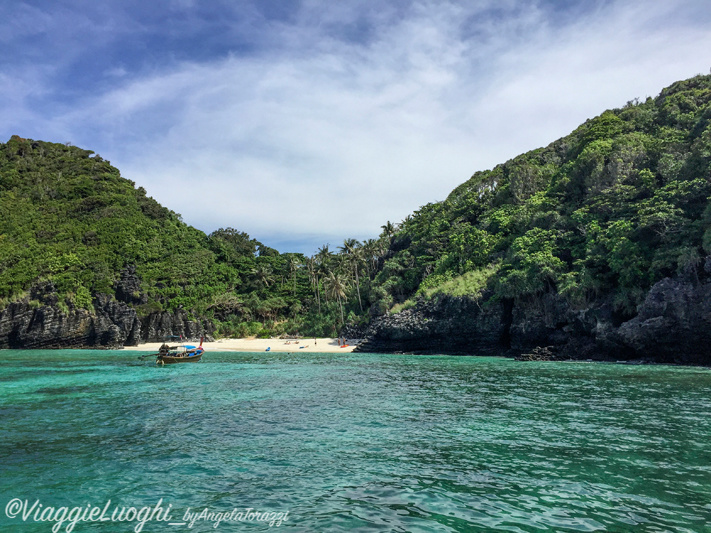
[367,74,711,320]
[0,138,386,336]
[2,74,711,337]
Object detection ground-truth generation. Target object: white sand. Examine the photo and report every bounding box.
[122,338,359,353]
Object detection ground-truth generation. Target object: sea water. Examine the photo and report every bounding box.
[0,350,709,532]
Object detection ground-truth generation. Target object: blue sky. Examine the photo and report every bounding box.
[2,0,711,254]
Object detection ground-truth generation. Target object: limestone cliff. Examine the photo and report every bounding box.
[0,275,213,349]
[356,274,711,365]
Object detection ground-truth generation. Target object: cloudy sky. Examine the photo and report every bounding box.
[2,1,711,254]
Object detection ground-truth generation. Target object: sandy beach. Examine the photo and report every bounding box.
[122,337,359,353]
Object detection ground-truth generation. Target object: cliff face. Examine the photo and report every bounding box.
[615,277,711,364]
[139,309,213,344]
[0,299,213,349]
[0,278,213,349]
[356,273,711,365]
[0,296,135,349]
[355,294,507,356]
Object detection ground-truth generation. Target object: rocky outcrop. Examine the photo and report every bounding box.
[515,346,565,361]
[0,288,140,349]
[356,276,711,365]
[114,265,146,306]
[140,309,213,343]
[0,280,213,349]
[355,293,507,355]
[616,278,711,365]
[504,292,630,361]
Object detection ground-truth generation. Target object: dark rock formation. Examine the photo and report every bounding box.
[340,323,367,340]
[0,281,213,349]
[617,278,711,365]
[140,309,213,343]
[505,292,629,362]
[515,346,565,361]
[355,293,507,355]
[356,276,711,365]
[0,293,140,349]
[114,266,146,305]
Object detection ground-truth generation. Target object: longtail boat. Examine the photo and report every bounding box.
[156,338,205,365]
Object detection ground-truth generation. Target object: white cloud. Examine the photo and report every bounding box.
[5,0,711,253]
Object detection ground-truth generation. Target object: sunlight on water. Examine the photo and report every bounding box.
[1,350,710,532]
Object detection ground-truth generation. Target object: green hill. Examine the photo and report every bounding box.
[0,137,322,340]
[356,74,711,363]
[370,74,711,318]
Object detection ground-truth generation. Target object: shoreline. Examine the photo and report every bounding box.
[121,337,359,353]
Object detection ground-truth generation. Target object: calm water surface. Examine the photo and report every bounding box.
[0,351,710,532]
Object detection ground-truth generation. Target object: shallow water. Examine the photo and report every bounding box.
[1,350,710,532]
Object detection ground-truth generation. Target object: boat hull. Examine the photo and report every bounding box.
[157,352,203,365]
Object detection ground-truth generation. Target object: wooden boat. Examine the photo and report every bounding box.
[156,338,205,365]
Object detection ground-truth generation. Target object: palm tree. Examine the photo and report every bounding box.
[381,221,397,239]
[306,257,320,313]
[286,255,300,296]
[339,238,363,311]
[316,244,331,267]
[362,238,380,278]
[324,270,348,325]
[251,263,274,288]
[316,245,332,304]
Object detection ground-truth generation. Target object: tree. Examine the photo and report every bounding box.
[381,221,397,240]
[286,255,301,296]
[305,257,320,313]
[340,238,363,311]
[324,271,348,325]
[362,238,381,278]
[316,245,332,304]
[251,264,274,288]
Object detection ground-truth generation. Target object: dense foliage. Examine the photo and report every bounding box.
[2,74,710,337]
[371,74,711,319]
[0,136,392,336]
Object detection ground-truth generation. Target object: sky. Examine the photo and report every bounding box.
[2,0,711,255]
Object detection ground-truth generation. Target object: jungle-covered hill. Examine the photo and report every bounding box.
[0,135,332,341]
[357,73,711,363]
[1,74,711,356]
[372,74,711,316]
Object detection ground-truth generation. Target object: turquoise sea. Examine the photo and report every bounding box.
[1,351,710,532]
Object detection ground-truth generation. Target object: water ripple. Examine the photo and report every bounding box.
[0,352,710,531]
